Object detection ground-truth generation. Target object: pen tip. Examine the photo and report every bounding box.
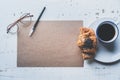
[29,29,33,37]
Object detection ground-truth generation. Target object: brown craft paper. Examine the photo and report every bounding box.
[17,21,84,67]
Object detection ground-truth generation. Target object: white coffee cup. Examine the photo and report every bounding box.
[96,21,119,43]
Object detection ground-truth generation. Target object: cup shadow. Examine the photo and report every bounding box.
[99,40,116,52]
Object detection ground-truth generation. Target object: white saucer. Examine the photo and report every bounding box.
[90,18,120,63]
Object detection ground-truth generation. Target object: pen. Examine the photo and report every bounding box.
[29,7,46,37]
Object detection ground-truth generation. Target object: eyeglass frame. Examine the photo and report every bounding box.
[7,13,33,33]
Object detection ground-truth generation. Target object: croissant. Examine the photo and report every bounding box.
[77,27,97,59]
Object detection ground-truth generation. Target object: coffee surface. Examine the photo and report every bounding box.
[97,24,115,41]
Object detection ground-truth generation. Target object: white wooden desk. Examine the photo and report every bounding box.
[0,0,120,80]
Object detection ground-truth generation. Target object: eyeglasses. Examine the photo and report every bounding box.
[7,13,33,34]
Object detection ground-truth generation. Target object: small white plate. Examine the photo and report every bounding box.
[90,18,120,63]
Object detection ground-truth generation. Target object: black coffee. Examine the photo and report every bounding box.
[97,23,115,41]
